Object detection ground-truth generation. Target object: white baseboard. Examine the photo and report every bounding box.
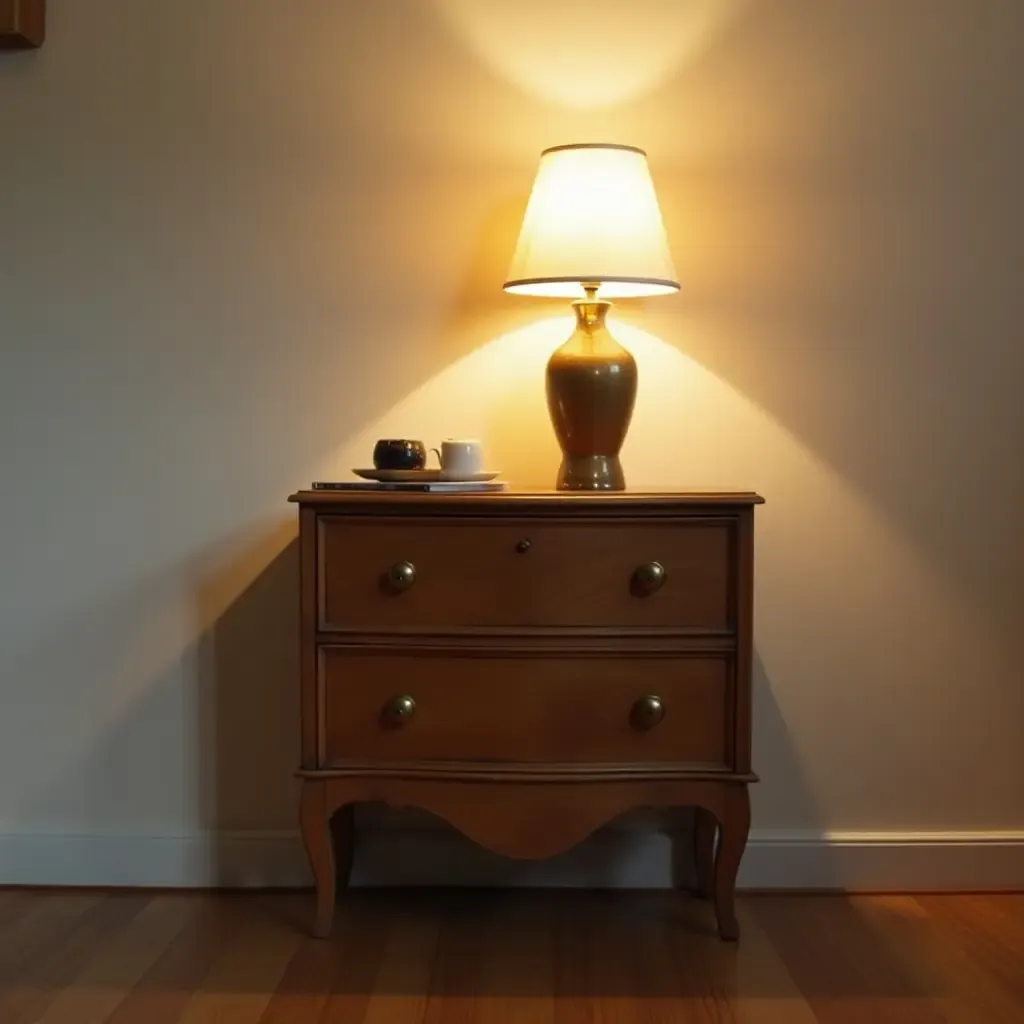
[2,828,1022,890]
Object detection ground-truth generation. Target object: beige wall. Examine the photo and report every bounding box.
[1,0,1022,881]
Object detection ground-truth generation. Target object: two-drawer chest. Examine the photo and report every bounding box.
[288,490,763,940]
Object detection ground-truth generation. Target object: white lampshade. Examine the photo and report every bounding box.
[504,143,679,300]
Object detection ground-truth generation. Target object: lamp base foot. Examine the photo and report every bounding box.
[556,454,625,491]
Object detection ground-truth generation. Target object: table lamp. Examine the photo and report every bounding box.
[504,143,679,490]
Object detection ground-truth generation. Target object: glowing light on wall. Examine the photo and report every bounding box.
[433,0,749,109]
[339,316,730,487]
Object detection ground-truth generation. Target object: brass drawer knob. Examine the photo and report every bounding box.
[386,561,417,591]
[384,694,417,724]
[633,560,667,595]
[515,538,532,554]
[632,694,665,730]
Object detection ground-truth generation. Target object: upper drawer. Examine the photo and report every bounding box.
[317,516,734,633]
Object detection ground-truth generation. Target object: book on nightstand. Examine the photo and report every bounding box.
[311,480,508,493]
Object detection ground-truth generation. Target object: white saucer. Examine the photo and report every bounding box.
[353,468,501,483]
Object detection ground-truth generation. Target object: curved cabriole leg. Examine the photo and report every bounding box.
[692,806,717,900]
[712,786,751,941]
[300,780,337,938]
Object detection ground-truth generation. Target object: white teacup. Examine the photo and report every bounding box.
[431,438,484,479]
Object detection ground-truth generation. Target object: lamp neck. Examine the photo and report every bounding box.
[571,283,612,330]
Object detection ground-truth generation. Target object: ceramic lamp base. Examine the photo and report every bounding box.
[556,454,626,491]
[546,290,637,492]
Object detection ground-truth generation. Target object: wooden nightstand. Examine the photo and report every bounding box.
[288,490,763,940]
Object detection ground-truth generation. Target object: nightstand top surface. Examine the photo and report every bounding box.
[289,489,764,508]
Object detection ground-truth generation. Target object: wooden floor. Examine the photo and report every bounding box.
[0,889,1021,1022]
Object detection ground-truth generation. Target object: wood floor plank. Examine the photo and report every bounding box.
[360,894,440,1024]
[660,893,747,1023]
[912,894,1024,1009]
[473,890,554,1024]
[726,900,819,1024]
[557,889,739,1023]
[0,890,40,932]
[421,890,500,1024]
[315,891,395,1024]
[753,895,948,1024]
[0,892,105,990]
[0,890,1020,1022]
[550,892,594,1024]
[422,889,555,1024]
[256,939,338,1024]
[584,890,685,1024]
[175,896,302,1024]
[893,894,1024,1024]
[996,894,1024,924]
[256,930,345,1024]
[0,893,149,1024]
[32,894,193,1024]
[981,893,1024,953]
[103,895,244,1024]
[916,894,1024,1000]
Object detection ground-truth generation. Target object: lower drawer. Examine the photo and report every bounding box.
[318,646,733,768]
